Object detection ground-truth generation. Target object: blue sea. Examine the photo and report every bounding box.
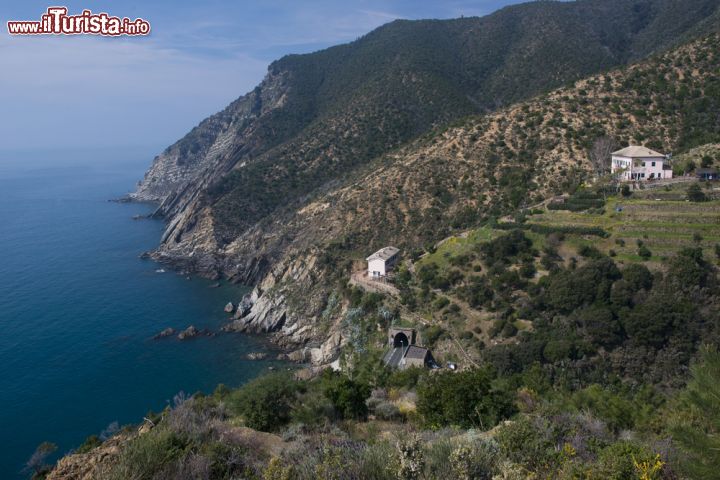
[0,148,277,478]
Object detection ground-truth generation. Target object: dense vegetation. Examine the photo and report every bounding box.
[201,0,720,241]
[48,333,720,479]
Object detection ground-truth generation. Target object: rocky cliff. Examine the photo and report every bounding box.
[132,2,720,366]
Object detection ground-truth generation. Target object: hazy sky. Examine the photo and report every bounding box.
[0,1,524,152]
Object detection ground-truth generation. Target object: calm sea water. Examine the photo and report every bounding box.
[0,148,277,478]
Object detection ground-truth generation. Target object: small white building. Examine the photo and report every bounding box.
[611,146,673,181]
[366,246,399,278]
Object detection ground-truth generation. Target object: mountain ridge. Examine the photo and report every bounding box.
[131,0,720,362]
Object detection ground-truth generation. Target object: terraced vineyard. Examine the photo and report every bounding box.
[528,183,720,264]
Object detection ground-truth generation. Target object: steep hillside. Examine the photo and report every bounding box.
[219,31,720,364]
[134,0,720,258]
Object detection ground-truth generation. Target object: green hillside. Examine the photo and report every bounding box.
[530,188,720,262]
[204,0,720,241]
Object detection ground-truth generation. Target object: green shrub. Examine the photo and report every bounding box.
[104,428,189,479]
[638,245,652,260]
[578,244,602,258]
[228,373,300,431]
[570,385,636,432]
[594,441,654,480]
[434,296,450,310]
[422,325,447,349]
[495,416,558,472]
[416,368,515,429]
[687,183,707,202]
[321,371,371,420]
[386,367,425,389]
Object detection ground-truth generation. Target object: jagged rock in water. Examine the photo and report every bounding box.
[153,327,175,339]
[224,302,235,313]
[246,352,268,360]
[177,325,199,340]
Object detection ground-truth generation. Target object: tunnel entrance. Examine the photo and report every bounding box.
[393,332,409,348]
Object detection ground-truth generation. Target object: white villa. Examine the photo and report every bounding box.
[367,246,399,278]
[611,146,673,181]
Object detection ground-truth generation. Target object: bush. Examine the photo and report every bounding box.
[321,371,371,420]
[547,190,605,211]
[495,416,558,472]
[578,244,602,258]
[386,367,425,389]
[229,373,299,431]
[594,441,655,479]
[520,262,537,278]
[637,245,652,260]
[434,296,450,310]
[494,222,609,238]
[416,368,515,429]
[570,385,636,432]
[373,401,402,421]
[687,183,707,202]
[449,439,499,479]
[104,428,190,479]
[422,325,447,348]
[480,229,533,264]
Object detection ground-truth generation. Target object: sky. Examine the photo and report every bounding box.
[0,1,525,153]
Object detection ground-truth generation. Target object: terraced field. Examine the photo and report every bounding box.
[417,226,499,269]
[528,188,720,265]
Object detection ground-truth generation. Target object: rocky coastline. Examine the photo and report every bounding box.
[139,245,345,368]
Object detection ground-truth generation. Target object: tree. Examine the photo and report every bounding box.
[687,183,707,202]
[589,136,619,198]
[589,136,618,179]
[672,347,720,479]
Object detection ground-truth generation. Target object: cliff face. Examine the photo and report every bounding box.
[131,68,292,215]
[133,2,720,366]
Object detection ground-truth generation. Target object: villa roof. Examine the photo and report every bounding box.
[612,146,666,158]
[366,246,400,262]
[404,345,429,360]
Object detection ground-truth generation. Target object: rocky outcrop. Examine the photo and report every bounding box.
[177,326,199,340]
[46,430,139,480]
[224,302,235,313]
[246,352,268,360]
[129,68,291,208]
[153,327,175,339]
